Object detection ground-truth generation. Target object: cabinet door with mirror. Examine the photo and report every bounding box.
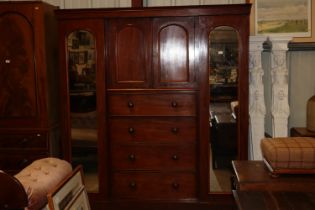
[209,26,239,193]
[199,15,249,194]
[57,19,107,196]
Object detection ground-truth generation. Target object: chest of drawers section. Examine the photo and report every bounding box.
[0,131,49,174]
[108,91,197,200]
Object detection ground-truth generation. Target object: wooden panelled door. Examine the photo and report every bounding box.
[0,8,38,125]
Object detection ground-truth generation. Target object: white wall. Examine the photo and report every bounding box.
[288,51,315,129]
[144,0,245,6]
[262,48,315,135]
[0,0,131,8]
[61,0,131,8]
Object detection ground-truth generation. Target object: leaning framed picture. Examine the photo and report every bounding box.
[255,0,311,37]
[47,166,89,210]
[64,186,91,210]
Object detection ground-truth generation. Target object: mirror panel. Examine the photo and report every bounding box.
[67,30,99,192]
[209,26,239,193]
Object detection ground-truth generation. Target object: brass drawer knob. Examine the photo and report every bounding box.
[171,101,178,108]
[21,138,29,144]
[128,154,136,161]
[127,101,134,108]
[128,127,135,134]
[172,154,179,160]
[129,181,137,189]
[172,182,180,189]
[171,127,179,134]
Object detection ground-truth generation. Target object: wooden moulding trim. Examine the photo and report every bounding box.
[288,42,315,51]
[263,41,315,52]
[55,4,252,19]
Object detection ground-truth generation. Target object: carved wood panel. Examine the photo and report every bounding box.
[153,17,196,88]
[0,13,37,118]
[108,18,152,88]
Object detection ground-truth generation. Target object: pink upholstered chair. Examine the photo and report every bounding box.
[0,158,72,210]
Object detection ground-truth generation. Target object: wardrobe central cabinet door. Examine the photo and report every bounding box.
[107,18,152,89]
[153,17,196,89]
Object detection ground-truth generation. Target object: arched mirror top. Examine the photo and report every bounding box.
[209,26,239,42]
[209,26,239,102]
[67,30,96,94]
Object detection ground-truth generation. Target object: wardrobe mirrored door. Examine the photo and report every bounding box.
[67,30,99,192]
[209,26,239,193]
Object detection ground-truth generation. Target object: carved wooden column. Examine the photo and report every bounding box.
[249,36,267,160]
[269,37,292,137]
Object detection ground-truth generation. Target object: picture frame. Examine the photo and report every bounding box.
[47,166,90,210]
[69,51,79,65]
[78,51,87,65]
[72,39,79,49]
[64,186,91,210]
[78,31,90,46]
[255,0,311,37]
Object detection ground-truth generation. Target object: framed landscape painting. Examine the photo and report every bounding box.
[255,0,311,37]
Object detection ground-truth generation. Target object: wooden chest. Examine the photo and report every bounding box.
[108,91,197,200]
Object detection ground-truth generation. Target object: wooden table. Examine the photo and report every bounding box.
[232,160,315,192]
[290,127,315,137]
[233,190,315,210]
[211,113,237,169]
[232,161,315,210]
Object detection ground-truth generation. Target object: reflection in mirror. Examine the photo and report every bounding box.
[209,26,238,193]
[67,30,98,192]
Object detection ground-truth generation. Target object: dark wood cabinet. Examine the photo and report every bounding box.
[0,1,61,174]
[56,4,250,209]
[290,127,315,137]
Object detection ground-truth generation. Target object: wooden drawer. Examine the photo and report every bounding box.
[0,152,48,174]
[109,117,196,144]
[0,132,48,148]
[108,93,196,116]
[111,172,196,199]
[111,144,195,171]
